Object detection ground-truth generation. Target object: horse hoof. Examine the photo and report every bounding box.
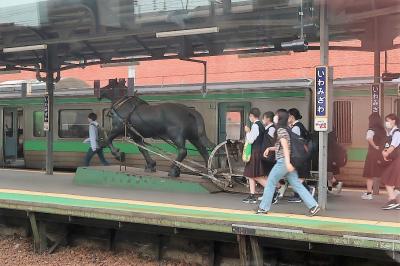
[168,168,180,178]
[144,167,156,173]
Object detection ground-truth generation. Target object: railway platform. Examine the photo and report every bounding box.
[0,168,398,264]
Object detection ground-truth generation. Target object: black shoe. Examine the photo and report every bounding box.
[382,199,400,210]
[288,196,302,203]
[308,205,321,217]
[242,194,257,204]
[255,208,268,214]
[272,190,279,205]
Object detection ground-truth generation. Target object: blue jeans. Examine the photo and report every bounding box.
[84,148,109,166]
[259,159,317,211]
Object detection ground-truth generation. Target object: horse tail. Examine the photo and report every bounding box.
[187,109,215,149]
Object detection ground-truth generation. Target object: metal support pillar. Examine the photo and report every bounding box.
[318,0,329,210]
[43,46,59,175]
[372,5,382,194]
[45,69,55,175]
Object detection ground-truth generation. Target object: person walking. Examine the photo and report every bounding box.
[361,113,386,200]
[287,108,315,203]
[256,109,320,216]
[83,113,110,167]
[242,108,267,204]
[381,114,400,210]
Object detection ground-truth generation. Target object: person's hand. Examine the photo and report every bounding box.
[244,125,250,133]
[263,148,270,158]
[286,163,295,172]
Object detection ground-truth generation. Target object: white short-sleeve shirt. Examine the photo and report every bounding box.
[366,129,375,140]
[389,127,400,148]
[265,124,276,138]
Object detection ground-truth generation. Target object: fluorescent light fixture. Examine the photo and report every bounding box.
[0,69,21,74]
[156,27,219,38]
[238,51,292,58]
[3,44,47,53]
[100,61,140,68]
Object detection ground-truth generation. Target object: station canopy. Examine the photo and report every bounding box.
[0,0,399,73]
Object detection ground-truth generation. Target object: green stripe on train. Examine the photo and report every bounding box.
[0,90,306,106]
[24,140,201,156]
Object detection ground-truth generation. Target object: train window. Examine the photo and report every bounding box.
[333,101,352,144]
[33,111,46,137]
[4,112,13,137]
[226,111,242,140]
[59,109,93,138]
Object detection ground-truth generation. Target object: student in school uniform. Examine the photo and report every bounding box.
[262,111,276,177]
[260,111,281,204]
[380,114,400,210]
[287,108,315,203]
[256,109,320,216]
[361,113,387,200]
[242,108,267,204]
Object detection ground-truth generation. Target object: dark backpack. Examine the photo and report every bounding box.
[288,129,314,170]
[293,121,311,140]
[95,124,108,148]
[262,125,276,163]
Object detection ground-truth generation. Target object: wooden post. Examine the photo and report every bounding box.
[249,236,263,266]
[28,213,47,253]
[237,235,249,266]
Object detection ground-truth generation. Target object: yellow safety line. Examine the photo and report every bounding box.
[0,188,398,228]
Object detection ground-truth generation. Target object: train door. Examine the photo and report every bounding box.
[3,108,18,162]
[218,102,251,143]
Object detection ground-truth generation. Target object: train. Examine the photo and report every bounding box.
[0,77,399,186]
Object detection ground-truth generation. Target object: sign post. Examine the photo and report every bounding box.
[314,66,329,132]
[315,65,332,210]
[371,84,381,114]
[43,94,49,131]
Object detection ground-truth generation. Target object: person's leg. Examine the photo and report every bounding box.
[386,185,396,200]
[249,178,256,194]
[254,176,267,187]
[382,185,400,210]
[361,177,374,200]
[366,178,374,193]
[258,160,287,212]
[286,171,318,209]
[84,148,95,166]
[96,149,110,166]
[243,178,258,203]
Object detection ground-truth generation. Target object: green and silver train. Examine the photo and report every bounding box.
[0,77,399,186]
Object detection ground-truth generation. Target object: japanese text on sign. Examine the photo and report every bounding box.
[314,66,329,132]
[371,84,380,114]
[44,95,49,131]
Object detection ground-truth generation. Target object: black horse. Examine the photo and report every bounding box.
[102,91,214,177]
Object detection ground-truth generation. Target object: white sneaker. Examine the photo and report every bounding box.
[309,186,316,197]
[335,182,343,194]
[258,196,263,201]
[278,184,287,198]
[361,192,373,200]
